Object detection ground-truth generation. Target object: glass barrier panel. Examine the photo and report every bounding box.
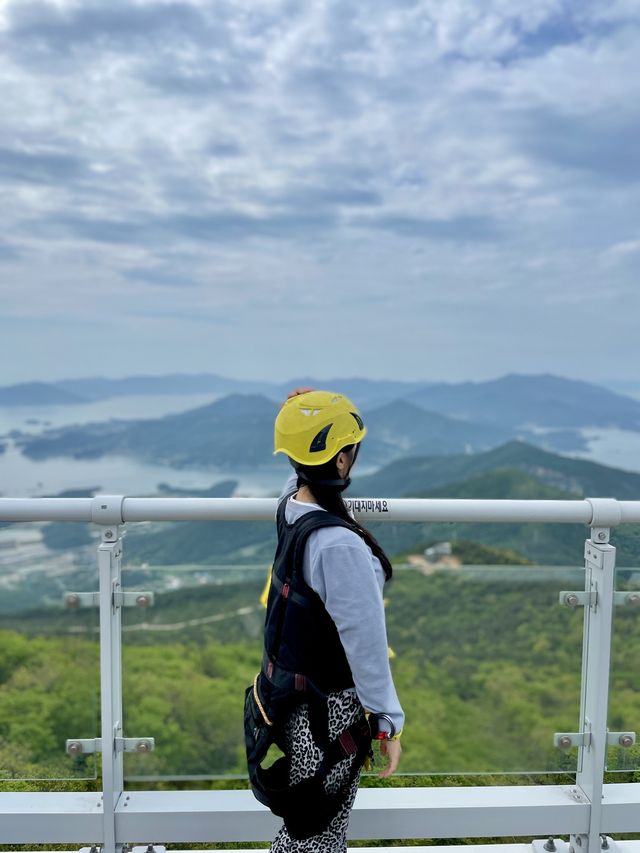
[0,521,99,782]
[121,519,274,782]
[368,520,586,774]
[607,527,640,773]
[121,519,584,780]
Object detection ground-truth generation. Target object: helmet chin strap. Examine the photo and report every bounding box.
[293,443,359,492]
[296,469,351,491]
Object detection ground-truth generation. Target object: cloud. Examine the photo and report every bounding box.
[354,213,500,241]
[4,1,211,54]
[0,240,20,262]
[0,146,88,184]
[607,238,640,257]
[1,0,640,383]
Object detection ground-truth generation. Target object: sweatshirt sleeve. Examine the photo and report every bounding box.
[309,541,405,735]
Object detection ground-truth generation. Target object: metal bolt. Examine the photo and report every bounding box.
[65,594,81,609]
[67,741,83,755]
[104,530,113,539]
[627,593,640,607]
[564,594,579,608]
[619,734,634,748]
[598,531,607,540]
[137,739,152,753]
[136,594,150,608]
[558,735,573,749]
[575,836,583,847]
[601,837,609,850]
[146,845,155,853]
[544,838,557,851]
[89,845,99,853]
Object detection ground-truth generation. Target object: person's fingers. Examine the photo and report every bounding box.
[378,739,402,778]
[287,387,315,399]
[282,387,315,406]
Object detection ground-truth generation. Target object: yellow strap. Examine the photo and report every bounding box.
[259,567,272,608]
[253,674,274,727]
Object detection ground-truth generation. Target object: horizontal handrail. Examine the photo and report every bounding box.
[0,495,639,525]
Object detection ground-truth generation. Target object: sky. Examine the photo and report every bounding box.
[0,0,639,385]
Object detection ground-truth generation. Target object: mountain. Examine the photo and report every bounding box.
[4,374,640,440]
[1,373,427,409]
[16,393,283,470]
[353,440,640,500]
[405,374,640,430]
[0,381,87,406]
[12,391,576,471]
[271,378,428,409]
[360,464,640,567]
[361,399,516,457]
[54,373,275,401]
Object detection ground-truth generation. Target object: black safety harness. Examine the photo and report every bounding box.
[244,495,373,839]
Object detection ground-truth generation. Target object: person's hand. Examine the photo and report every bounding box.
[282,387,315,407]
[378,738,402,778]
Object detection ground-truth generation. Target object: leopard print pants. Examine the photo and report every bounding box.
[270,688,365,853]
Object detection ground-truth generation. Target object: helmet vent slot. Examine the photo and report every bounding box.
[309,424,332,453]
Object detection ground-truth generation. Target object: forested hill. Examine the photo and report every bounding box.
[116,445,640,569]
[14,395,560,471]
[16,394,283,471]
[353,440,640,500]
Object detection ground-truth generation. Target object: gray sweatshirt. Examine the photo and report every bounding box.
[278,474,405,735]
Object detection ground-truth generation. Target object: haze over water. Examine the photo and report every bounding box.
[2,393,640,499]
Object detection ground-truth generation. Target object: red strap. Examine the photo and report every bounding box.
[338,730,358,756]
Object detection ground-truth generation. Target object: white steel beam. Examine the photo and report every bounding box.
[113,787,589,843]
[97,529,125,853]
[1,496,640,524]
[0,793,103,844]
[4,784,640,845]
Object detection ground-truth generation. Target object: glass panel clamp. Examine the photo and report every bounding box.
[66,737,155,754]
[606,731,636,748]
[613,591,640,607]
[554,732,591,750]
[64,591,154,608]
[559,591,597,609]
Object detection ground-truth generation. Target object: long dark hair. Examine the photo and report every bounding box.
[295,446,393,581]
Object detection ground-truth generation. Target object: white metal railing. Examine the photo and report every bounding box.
[1,494,640,853]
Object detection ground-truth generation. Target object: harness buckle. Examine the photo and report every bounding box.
[282,583,290,599]
[266,661,274,679]
[294,673,307,691]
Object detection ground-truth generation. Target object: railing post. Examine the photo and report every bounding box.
[98,523,125,853]
[572,525,617,853]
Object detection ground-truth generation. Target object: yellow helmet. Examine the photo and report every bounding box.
[274,390,367,466]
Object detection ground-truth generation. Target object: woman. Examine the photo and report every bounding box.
[263,387,404,851]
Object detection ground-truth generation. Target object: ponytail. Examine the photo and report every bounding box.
[295,450,393,581]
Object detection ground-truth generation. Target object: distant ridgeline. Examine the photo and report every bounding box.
[5,374,640,473]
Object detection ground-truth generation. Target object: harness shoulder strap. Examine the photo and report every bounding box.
[287,511,356,586]
[275,490,297,538]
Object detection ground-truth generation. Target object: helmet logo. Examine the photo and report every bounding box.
[300,408,321,417]
[309,424,332,453]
